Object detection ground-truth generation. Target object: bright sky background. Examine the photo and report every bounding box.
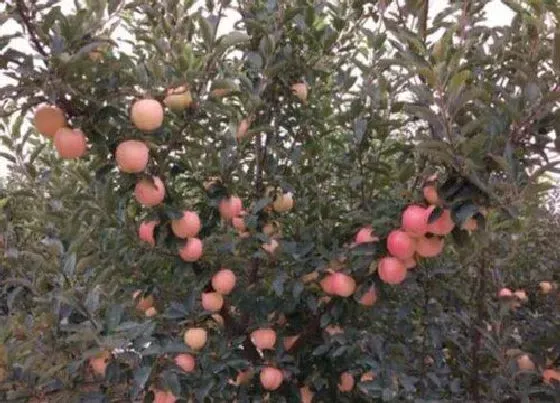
[0,0,515,176]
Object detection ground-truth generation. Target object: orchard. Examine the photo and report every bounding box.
[0,0,560,402]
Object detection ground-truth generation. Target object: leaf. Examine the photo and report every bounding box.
[451,202,479,226]
[218,31,250,48]
[312,344,330,356]
[199,15,215,46]
[164,302,190,319]
[292,280,304,299]
[427,206,443,223]
[439,176,465,201]
[85,286,101,314]
[272,272,286,296]
[252,198,271,213]
[451,226,471,248]
[63,252,77,277]
[210,78,239,92]
[353,118,367,145]
[133,366,152,390]
[246,51,263,69]
[105,304,123,332]
[194,379,216,402]
[448,70,471,95]
[0,152,15,163]
[163,206,183,220]
[405,106,445,138]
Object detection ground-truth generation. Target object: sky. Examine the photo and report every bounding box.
[0,0,515,176]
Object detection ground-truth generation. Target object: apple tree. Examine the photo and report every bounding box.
[0,0,559,401]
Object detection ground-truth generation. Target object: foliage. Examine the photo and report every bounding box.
[0,0,559,401]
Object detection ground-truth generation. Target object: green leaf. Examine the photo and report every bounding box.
[448,70,471,95]
[451,202,479,226]
[218,31,250,48]
[292,280,304,299]
[252,198,271,213]
[105,304,123,332]
[199,15,215,47]
[451,226,471,248]
[85,286,101,314]
[427,206,443,223]
[272,272,286,296]
[133,366,152,390]
[63,252,77,277]
[210,78,239,92]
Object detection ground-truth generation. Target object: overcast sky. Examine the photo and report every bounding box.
[0,0,514,176]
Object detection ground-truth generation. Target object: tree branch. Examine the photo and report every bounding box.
[15,0,48,57]
[470,252,486,403]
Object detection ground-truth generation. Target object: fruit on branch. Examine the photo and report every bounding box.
[539,281,553,294]
[517,354,535,371]
[131,99,164,131]
[461,217,478,231]
[230,369,254,385]
[145,306,157,317]
[115,140,149,173]
[498,288,512,298]
[355,226,379,244]
[89,351,111,377]
[427,209,455,235]
[423,184,439,204]
[262,238,279,254]
[320,273,356,297]
[138,221,158,247]
[387,230,416,259]
[514,289,528,302]
[236,118,251,140]
[183,327,207,351]
[33,105,66,138]
[134,176,165,206]
[324,325,344,335]
[219,196,243,220]
[231,215,247,232]
[260,367,283,391]
[273,192,294,213]
[201,292,223,312]
[153,389,176,403]
[164,86,192,111]
[283,334,300,351]
[133,291,154,312]
[171,211,201,239]
[263,221,279,236]
[415,236,444,258]
[338,371,354,392]
[543,368,560,384]
[402,205,429,236]
[291,82,308,103]
[175,353,195,373]
[250,328,277,350]
[378,257,407,285]
[360,371,376,382]
[211,269,236,295]
[179,238,203,262]
[300,386,314,403]
[358,286,378,306]
[53,128,87,158]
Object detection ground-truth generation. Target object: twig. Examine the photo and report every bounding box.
[470,252,486,403]
[15,0,48,57]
